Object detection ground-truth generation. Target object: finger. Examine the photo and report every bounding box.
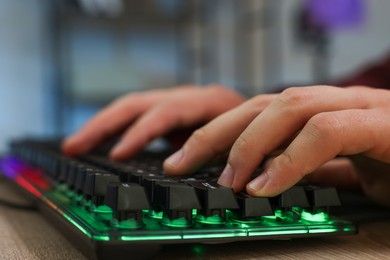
[246,109,388,196]
[226,86,374,192]
[110,86,246,160]
[62,90,169,156]
[304,157,361,190]
[109,103,185,160]
[163,94,276,175]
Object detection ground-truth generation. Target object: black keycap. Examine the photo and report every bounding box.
[188,180,239,218]
[106,182,150,222]
[75,167,99,194]
[277,186,310,208]
[154,182,201,210]
[66,161,84,189]
[234,193,274,218]
[58,159,78,183]
[39,153,59,179]
[57,159,67,182]
[47,155,60,179]
[142,176,170,204]
[84,172,120,206]
[305,185,341,208]
[154,182,201,223]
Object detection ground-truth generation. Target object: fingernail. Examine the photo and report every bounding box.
[165,149,184,166]
[218,164,234,187]
[248,171,269,192]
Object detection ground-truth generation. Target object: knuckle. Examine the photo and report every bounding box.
[190,128,210,144]
[158,100,177,111]
[122,92,141,101]
[157,100,184,117]
[247,95,273,113]
[231,135,252,157]
[278,152,307,179]
[276,87,311,107]
[207,84,243,101]
[187,127,221,157]
[279,152,297,170]
[152,104,180,127]
[114,92,140,108]
[306,113,344,139]
[206,83,227,92]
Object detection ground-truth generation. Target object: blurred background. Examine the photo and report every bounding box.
[1,0,390,152]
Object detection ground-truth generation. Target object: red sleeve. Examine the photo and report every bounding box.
[335,52,390,89]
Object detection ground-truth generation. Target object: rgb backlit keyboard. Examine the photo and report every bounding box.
[0,139,357,259]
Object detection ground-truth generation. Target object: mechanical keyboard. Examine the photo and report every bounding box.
[0,138,357,259]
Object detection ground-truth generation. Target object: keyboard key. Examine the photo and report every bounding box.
[234,192,274,218]
[277,186,310,208]
[305,185,341,208]
[154,182,201,210]
[153,182,201,227]
[84,172,120,206]
[187,180,239,220]
[106,182,150,226]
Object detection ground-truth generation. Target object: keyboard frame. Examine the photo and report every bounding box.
[0,155,358,260]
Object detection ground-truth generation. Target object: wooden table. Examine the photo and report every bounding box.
[1,176,389,260]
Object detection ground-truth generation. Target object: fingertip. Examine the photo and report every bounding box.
[163,148,202,176]
[110,139,143,161]
[109,144,128,161]
[162,163,179,175]
[246,184,260,197]
[61,136,79,156]
[164,148,183,164]
[246,183,277,197]
[217,164,234,187]
[246,173,269,196]
[62,133,99,157]
[163,149,187,175]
